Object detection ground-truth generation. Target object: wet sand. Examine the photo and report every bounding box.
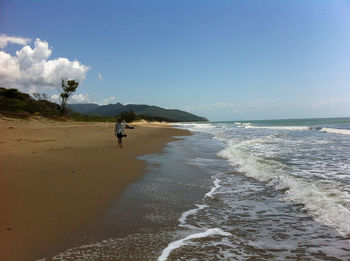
[0,117,190,261]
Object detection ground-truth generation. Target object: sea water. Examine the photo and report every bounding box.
[159,117,350,260]
[47,117,350,260]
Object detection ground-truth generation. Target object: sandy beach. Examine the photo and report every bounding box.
[0,117,190,261]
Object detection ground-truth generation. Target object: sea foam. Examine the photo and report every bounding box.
[178,204,208,229]
[277,175,350,236]
[158,228,232,261]
[237,123,350,135]
[218,140,350,236]
[244,125,310,131]
[320,127,350,135]
[205,178,221,198]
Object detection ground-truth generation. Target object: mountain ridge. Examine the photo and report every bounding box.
[68,103,207,122]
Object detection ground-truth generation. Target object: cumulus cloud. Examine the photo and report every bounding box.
[0,37,89,93]
[98,73,103,81]
[0,34,30,48]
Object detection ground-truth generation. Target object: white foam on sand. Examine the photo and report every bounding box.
[205,178,221,198]
[157,228,232,261]
[178,204,208,229]
[158,175,231,260]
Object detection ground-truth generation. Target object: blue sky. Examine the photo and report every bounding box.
[1,0,350,121]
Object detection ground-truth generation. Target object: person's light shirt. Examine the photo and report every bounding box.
[115,121,125,135]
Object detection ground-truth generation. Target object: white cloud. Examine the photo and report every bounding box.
[52,94,116,105]
[0,34,31,48]
[100,96,115,105]
[70,93,91,103]
[50,94,59,103]
[0,37,89,93]
[0,51,21,81]
[50,93,92,104]
[98,73,103,81]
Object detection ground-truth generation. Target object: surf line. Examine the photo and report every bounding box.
[178,204,208,230]
[205,177,221,198]
[158,228,232,261]
[158,176,231,261]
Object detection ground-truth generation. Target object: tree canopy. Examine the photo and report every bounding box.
[60,79,79,113]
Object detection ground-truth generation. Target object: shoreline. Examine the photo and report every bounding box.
[43,125,212,260]
[0,118,190,260]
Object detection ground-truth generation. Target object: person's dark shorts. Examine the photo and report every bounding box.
[117,133,123,138]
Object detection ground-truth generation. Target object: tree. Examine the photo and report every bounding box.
[42,93,48,101]
[120,110,136,123]
[59,79,79,113]
[32,92,48,101]
[32,92,42,100]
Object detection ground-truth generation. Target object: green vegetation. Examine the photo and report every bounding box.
[0,87,115,121]
[59,79,79,113]
[0,87,61,119]
[119,110,180,123]
[69,112,117,122]
[0,87,202,122]
[68,102,208,122]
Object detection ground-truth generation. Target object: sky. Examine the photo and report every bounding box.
[1,0,350,121]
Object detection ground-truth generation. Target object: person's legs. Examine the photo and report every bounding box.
[118,137,123,148]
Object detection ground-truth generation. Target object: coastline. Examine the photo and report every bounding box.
[0,118,190,261]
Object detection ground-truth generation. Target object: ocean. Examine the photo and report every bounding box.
[49,117,350,260]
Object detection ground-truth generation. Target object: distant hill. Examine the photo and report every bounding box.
[68,102,207,122]
[0,87,207,122]
[66,103,99,114]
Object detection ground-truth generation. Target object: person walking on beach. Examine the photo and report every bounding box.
[115,118,126,148]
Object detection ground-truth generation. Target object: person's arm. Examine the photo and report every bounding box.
[115,123,118,136]
[121,123,125,135]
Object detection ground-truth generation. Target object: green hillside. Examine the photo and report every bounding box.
[0,87,61,118]
[0,87,208,122]
[66,103,99,114]
[68,103,208,122]
[0,87,113,121]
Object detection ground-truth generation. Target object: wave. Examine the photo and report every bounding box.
[158,228,232,261]
[218,142,350,236]
[238,124,350,135]
[276,176,350,236]
[320,127,350,136]
[243,125,310,131]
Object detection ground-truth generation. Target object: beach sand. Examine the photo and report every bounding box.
[0,117,190,261]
